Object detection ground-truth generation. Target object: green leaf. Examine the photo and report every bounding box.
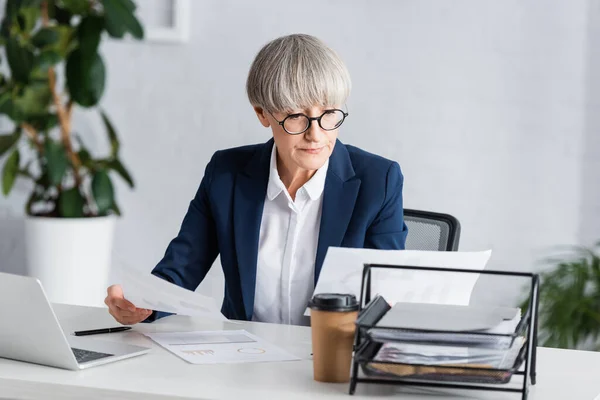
[0,16,10,40]
[5,100,21,121]
[66,49,106,107]
[48,25,75,57]
[77,15,104,58]
[33,51,62,70]
[102,0,126,38]
[109,158,134,188]
[61,0,91,14]
[4,0,22,20]
[100,110,119,156]
[110,201,121,216]
[2,149,20,196]
[121,0,136,11]
[126,14,143,39]
[0,92,13,116]
[29,113,59,132]
[45,140,69,186]
[22,0,42,6]
[18,7,40,33]
[102,0,144,39]
[31,28,60,48]
[78,147,92,167]
[75,134,93,168]
[13,84,52,117]
[6,38,35,83]
[58,188,85,218]
[29,68,50,82]
[92,169,114,214]
[51,4,73,24]
[0,0,20,38]
[0,132,20,157]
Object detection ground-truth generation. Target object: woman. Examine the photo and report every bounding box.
[105,34,408,326]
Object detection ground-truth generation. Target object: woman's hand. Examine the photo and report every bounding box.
[104,284,153,325]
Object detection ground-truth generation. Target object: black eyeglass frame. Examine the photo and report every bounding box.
[269,109,349,135]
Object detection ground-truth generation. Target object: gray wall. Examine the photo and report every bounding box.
[1,0,597,306]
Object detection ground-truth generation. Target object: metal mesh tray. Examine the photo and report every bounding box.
[355,339,528,385]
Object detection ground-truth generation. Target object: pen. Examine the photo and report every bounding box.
[73,326,132,336]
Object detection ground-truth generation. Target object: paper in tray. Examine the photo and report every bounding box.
[372,338,525,369]
[361,363,515,385]
[358,296,527,351]
[366,328,519,350]
[355,339,529,385]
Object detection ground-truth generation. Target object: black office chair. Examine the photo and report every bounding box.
[403,209,461,251]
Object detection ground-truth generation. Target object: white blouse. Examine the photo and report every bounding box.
[252,144,328,325]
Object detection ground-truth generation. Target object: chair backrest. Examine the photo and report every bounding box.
[403,209,461,251]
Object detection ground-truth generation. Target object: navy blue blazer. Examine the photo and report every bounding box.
[147,139,407,322]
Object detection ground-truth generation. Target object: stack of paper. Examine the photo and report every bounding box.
[370,303,525,371]
[373,337,525,370]
[369,302,522,349]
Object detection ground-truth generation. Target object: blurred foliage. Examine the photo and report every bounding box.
[0,0,143,217]
[521,242,600,350]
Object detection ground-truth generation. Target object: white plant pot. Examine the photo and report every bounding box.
[24,215,116,307]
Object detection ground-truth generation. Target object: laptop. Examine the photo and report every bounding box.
[0,272,150,370]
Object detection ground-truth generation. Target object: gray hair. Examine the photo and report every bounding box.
[246,34,351,113]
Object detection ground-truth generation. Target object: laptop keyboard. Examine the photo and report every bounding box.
[71,348,114,364]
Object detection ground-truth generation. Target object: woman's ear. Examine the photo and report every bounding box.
[253,106,271,128]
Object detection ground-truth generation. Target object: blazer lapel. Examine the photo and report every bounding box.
[233,139,272,320]
[315,140,361,283]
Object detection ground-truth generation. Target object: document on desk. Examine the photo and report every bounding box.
[120,266,226,321]
[144,330,300,364]
[313,247,492,307]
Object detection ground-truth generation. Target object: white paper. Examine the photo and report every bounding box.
[373,336,524,369]
[312,247,492,308]
[120,266,226,321]
[144,330,300,364]
[368,307,521,349]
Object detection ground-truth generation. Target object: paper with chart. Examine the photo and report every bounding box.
[144,330,300,364]
[313,247,492,307]
[120,266,226,321]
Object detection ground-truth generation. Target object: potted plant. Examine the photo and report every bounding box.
[0,0,143,306]
[522,242,600,350]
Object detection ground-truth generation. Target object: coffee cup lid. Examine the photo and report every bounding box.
[308,293,359,312]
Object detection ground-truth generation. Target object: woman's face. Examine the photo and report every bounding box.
[255,105,340,172]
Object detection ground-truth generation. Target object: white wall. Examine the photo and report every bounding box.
[581,0,600,245]
[0,0,596,306]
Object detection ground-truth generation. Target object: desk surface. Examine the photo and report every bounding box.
[0,304,599,400]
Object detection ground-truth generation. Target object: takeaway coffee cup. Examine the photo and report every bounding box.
[308,293,359,383]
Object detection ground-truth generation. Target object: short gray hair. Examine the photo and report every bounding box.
[246,34,351,113]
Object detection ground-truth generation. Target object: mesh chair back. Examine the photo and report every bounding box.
[404,209,461,251]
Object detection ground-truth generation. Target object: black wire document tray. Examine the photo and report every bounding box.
[349,263,539,400]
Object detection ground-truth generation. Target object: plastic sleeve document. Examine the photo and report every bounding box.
[120,266,226,321]
[312,247,492,307]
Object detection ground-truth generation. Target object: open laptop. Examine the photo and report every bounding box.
[0,272,150,370]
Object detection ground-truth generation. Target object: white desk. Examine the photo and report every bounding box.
[0,304,598,400]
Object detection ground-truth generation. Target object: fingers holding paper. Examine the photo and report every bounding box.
[105,284,153,325]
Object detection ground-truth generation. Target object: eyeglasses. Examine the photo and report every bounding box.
[270,109,349,135]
